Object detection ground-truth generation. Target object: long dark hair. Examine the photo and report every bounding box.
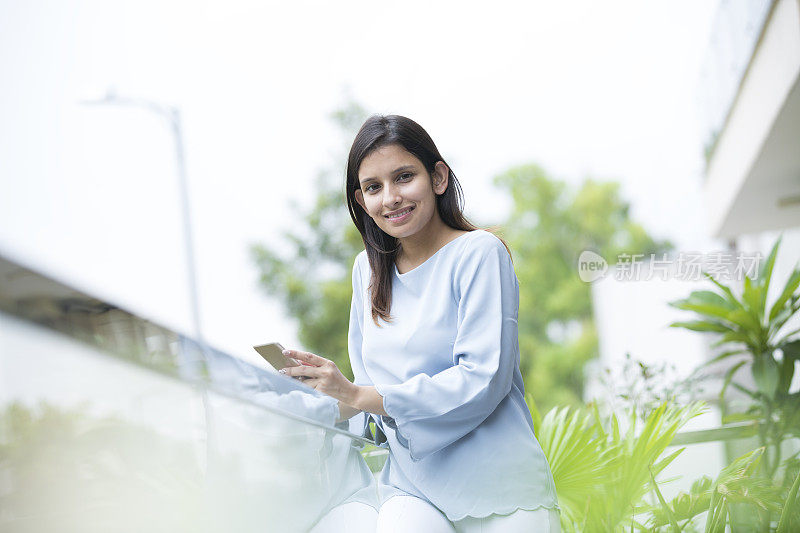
[345,114,508,326]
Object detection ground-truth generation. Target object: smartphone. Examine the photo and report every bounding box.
[253,342,301,371]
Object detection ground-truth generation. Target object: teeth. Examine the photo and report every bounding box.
[387,208,412,219]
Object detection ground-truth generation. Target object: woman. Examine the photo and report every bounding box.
[281,114,561,533]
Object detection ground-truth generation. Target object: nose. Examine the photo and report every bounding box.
[382,182,402,209]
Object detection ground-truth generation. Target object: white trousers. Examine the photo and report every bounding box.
[309,495,561,533]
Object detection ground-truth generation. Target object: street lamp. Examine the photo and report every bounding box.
[80,89,206,360]
[81,88,215,474]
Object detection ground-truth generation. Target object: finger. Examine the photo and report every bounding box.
[283,349,330,366]
[280,365,321,379]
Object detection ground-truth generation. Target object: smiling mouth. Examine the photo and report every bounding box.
[385,207,414,219]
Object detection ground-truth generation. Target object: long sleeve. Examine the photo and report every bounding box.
[374,236,519,461]
[347,252,387,445]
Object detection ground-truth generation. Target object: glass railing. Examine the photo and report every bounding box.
[0,252,383,532]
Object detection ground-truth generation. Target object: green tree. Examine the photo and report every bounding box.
[493,164,670,410]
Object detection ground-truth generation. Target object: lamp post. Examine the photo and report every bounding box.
[81,89,214,474]
[80,89,206,366]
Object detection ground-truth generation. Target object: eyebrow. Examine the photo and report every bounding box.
[360,165,416,185]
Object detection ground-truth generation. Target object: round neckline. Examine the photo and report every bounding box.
[394,230,477,277]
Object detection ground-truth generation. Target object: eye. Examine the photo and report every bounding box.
[363,173,413,194]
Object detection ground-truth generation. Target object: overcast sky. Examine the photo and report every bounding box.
[0,0,721,367]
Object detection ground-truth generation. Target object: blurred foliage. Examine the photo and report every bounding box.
[670,236,800,478]
[532,391,800,531]
[0,401,207,532]
[528,394,705,532]
[598,352,708,425]
[533,232,800,531]
[0,398,358,532]
[494,165,671,410]
[662,235,800,530]
[644,447,790,532]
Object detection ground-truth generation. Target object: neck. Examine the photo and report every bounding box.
[396,211,453,264]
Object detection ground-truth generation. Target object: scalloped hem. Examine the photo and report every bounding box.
[447,502,562,523]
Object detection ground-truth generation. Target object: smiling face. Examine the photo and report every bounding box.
[354,143,449,241]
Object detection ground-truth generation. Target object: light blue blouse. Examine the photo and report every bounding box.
[346,229,560,521]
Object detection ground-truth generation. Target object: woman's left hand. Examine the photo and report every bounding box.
[280,349,358,404]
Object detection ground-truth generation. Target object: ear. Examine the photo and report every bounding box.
[432,161,449,195]
[354,188,367,213]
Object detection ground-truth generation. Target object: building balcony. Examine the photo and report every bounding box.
[701,0,800,238]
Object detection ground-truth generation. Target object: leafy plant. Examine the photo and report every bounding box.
[777,464,800,532]
[670,236,800,478]
[704,447,782,532]
[646,475,713,531]
[645,448,785,532]
[529,394,705,532]
[598,353,707,425]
